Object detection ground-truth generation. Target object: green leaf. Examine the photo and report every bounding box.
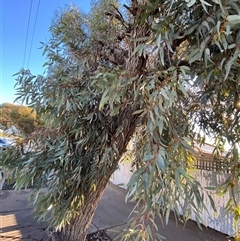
[228,44,236,49]
[99,89,109,110]
[177,167,189,179]
[132,109,144,115]
[143,154,155,162]
[156,154,166,171]
[179,83,188,97]
[202,21,209,30]
[189,52,202,63]
[160,47,165,66]
[207,194,217,212]
[186,0,196,8]
[156,233,166,240]
[165,208,170,225]
[167,66,176,71]
[161,88,169,100]
[227,15,240,26]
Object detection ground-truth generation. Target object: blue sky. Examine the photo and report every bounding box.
[0,0,91,104]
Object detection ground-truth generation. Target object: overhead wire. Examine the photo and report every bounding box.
[27,0,41,69]
[23,0,33,69]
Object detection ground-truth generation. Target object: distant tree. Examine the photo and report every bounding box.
[0,103,15,128]
[2,0,240,240]
[0,103,39,135]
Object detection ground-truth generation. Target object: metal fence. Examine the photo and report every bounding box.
[192,169,239,236]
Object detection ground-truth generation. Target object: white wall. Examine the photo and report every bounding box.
[111,164,239,236]
[111,161,133,189]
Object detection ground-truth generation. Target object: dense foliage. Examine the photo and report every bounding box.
[0,103,40,135]
[1,0,240,240]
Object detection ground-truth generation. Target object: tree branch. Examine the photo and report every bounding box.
[105,11,128,29]
[123,4,138,16]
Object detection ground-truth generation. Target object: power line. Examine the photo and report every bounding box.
[23,0,33,69]
[27,0,41,69]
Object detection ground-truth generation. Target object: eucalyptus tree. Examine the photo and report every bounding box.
[2,0,240,240]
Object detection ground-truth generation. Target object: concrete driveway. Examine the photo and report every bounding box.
[0,183,234,240]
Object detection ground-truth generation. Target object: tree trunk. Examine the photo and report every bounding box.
[55,2,149,240]
[57,177,109,241]
[56,106,139,240]
[56,107,139,240]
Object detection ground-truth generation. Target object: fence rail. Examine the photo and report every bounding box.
[194,158,231,173]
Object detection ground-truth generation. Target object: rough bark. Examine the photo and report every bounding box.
[56,106,139,241]
[57,177,108,241]
[125,1,150,74]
